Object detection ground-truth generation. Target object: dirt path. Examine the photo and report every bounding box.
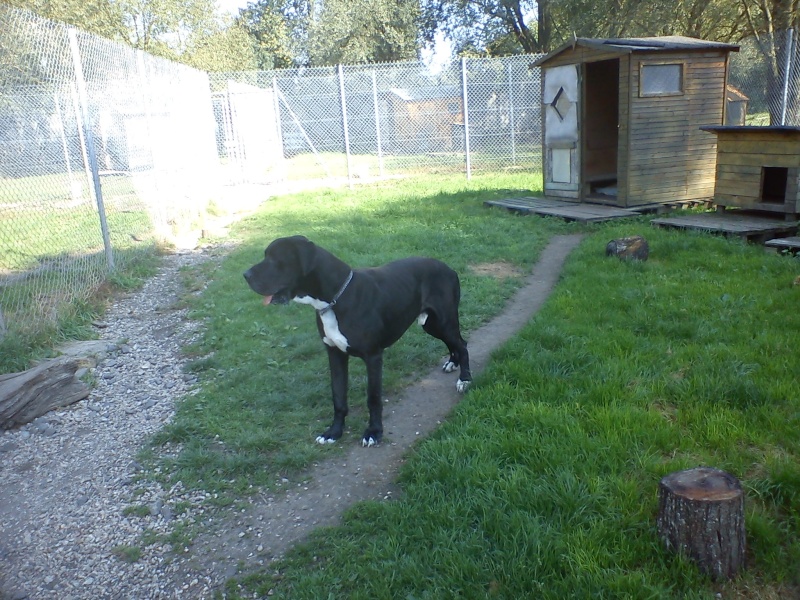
[175,233,586,590]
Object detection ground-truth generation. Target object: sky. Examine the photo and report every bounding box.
[216,0,246,16]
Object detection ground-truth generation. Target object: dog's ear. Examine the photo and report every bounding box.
[291,236,317,275]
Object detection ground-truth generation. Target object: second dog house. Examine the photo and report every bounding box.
[532,36,739,208]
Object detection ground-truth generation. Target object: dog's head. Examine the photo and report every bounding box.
[243,235,318,305]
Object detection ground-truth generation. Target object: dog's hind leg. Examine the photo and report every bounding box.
[361,352,384,447]
[420,310,472,393]
[316,347,349,444]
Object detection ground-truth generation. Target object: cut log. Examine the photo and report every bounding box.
[657,467,745,581]
[0,357,90,429]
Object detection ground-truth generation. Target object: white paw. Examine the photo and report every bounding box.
[316,436,336,445]
[361,437,378,447]
[442,360,457,373]
[456,379,471,393]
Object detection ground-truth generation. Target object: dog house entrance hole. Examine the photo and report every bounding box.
[761,167,788,204]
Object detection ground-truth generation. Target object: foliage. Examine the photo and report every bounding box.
[421,0,749,58]
[547,0,743,44]
[182,17,258,72]
[307,0,420,65]
[237,0,296,69]
[421,0,544,56]
[118,0,220,59]
[2,0,127,40]
[4,0,254,73]
[237,0,420,67]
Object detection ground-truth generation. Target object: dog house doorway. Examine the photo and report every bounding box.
[583,58,620,201]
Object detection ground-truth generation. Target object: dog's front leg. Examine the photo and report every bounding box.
[361,352,384,447]
[316,346,349,444]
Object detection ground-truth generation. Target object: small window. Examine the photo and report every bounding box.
[640,63,683,97]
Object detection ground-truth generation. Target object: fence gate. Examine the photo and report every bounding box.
[222,80,283,184]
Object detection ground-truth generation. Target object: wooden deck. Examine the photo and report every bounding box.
[651,211,799,243]
[484,196,640,223]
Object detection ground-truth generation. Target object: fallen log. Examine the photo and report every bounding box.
[0,357,90,429]
[657,467,745,581]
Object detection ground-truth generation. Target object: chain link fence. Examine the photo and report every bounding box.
[728,30,800,127]
[210,54,543,185]
[0,5,219,346]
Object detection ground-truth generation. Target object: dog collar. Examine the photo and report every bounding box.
[318,270,353,316]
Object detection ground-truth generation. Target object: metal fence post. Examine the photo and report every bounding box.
[782,29,794,125]
[507,63,517,165]
[68,27,114,271]
[272,77,286,179]
[338,64,353,188]
[372,70,385,177]
[461,57,472,180]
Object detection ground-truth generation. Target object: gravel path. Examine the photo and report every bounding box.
[0,234,585,600]
[0,249,215,600]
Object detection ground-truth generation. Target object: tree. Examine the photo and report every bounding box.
[739,0,800,124]
[307,0,420,65]
[238,0,297,69]
[118,0,221,60]
[545,0,743,46]
[421,0,748,58]
[421,0,549,55]
[2,0,126,40]
[183,18,258,72]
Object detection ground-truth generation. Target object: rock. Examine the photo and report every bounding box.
[605,235,649,261]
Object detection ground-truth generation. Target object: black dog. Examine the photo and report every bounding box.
[243,235,471,447]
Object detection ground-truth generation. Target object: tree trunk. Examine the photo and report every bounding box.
[0,357,90,429]
[657,467,746,581]
[605,235,649,260]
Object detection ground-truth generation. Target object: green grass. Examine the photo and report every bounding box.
[264,149,541,181]
[0,246,162,373]
[0,171,185,372]
[179,205,800,598]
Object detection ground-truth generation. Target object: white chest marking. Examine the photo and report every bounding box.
[294,295,350,352]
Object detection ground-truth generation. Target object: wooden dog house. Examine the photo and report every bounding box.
[700,126,800,218]
[532,36,739,208]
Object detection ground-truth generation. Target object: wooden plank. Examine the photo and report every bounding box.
[484,197,639,222]
[717,153,800,168]
[717,139,800,155]
[715,179,760,197]
[764,236,800,251]
[651,211,799,239]
[716,197,790,214]
[713,131,800,144]
[717,164,761,176]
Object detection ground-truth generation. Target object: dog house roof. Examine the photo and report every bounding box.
[532,35,739,67]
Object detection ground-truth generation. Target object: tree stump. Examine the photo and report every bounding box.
[605,235,649,261]
[657,467,745,581]
[0,357,90,429]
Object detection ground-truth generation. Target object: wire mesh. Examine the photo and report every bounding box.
[728,30,800,126]
[210,54,544,183]
[0,5,219,343]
